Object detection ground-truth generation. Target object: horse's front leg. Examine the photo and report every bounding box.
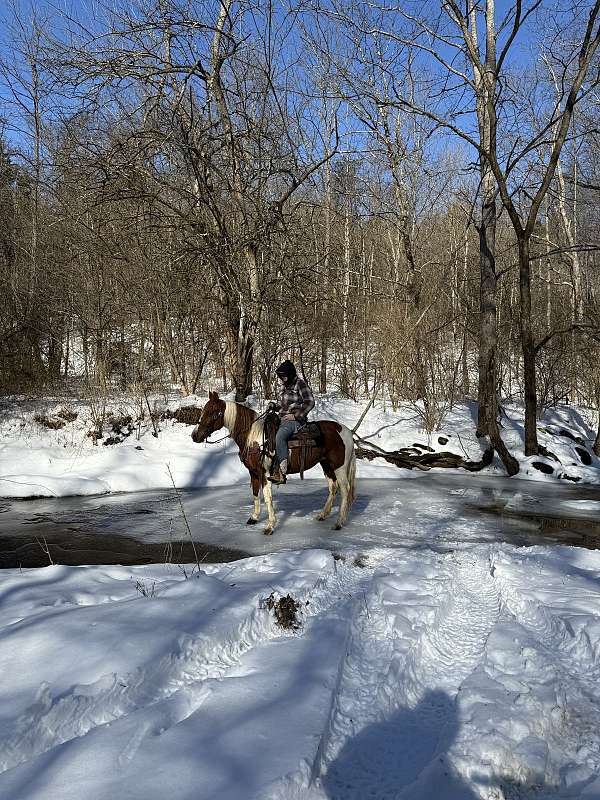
[261,474,277,535]
[246,472,261,525]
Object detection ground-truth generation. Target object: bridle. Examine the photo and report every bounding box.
[195,407,270,446]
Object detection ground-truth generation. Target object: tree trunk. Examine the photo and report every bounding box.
[319,335,327,393]
[476,193,498,437]
[228,303,254,402]
[518,236,538,455]
[594,386,600,457]
[48,332,63,379]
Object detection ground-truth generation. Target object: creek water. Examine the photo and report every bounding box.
[1,472,599,568]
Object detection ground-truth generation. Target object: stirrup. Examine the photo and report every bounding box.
[268,471,287,484]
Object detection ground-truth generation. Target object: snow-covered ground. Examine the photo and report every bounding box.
[2,545,600,799]
[2,393,600,799]
[1,392,599,498]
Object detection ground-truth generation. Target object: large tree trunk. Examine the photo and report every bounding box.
[236,322,254,401]
[476,192,498,437]
[471,0,504,455]
[47,328,63,380]
[319,335,327,394]
[518,236,538,455]
[227,303,255,402]
[593,385,600,457]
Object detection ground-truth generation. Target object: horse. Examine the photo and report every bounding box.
[191,391,356,535]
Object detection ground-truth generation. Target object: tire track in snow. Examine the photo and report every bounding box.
[481,556,600,793]
[277,549,501,800]
[0,556,372,776]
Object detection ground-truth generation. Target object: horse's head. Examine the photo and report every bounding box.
[191,391,226,443]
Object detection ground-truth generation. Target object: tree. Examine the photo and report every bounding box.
[326,0,600,462]
[48,0,337,399]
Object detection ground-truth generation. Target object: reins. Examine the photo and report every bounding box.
[204,407,270,446]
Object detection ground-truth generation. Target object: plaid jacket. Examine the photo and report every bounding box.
[278,376,315,423]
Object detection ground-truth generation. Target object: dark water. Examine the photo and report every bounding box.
[0,491,250,568]
[1,473,600,568]
[0,533,249,569]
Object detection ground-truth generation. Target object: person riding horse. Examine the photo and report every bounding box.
[269,360,315,484]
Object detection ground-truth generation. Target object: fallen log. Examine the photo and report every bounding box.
[355,441,494,472]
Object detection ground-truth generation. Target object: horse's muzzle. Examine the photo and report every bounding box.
[191,426,207,443]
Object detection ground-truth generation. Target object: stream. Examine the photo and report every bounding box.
[1,471,600,567]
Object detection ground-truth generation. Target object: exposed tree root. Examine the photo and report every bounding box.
[355,439,495,472]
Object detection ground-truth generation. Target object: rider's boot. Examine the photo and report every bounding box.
[269,458,288,484]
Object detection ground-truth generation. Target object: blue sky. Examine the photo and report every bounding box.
[0,0,580,177]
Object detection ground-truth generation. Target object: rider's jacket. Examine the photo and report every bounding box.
[278,377,315,425]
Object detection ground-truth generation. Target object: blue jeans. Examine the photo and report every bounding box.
[276,420,301,465]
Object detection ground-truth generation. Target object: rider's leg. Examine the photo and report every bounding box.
[273,420,300,479]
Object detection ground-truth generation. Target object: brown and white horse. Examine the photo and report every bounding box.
[191,392,356,535]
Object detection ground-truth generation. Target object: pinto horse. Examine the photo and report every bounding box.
[191,391,356,535]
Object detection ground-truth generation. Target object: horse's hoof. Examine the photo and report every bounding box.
[316,513,326,521]
[331,523,342,531]
[246,517,258,525]
[263,527,273,536]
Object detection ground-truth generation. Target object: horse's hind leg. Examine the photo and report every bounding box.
[332,468,350,530]
[261,474,277,535]
[317,463,337,521]
[247,472,261,525]
[332,428,356,530]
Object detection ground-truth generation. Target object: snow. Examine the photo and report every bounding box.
[1,393,599,499]
[2,393,600,798]
[2,545,600,798]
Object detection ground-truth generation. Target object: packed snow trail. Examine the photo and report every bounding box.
[265,547,600,800]
[265,550,499,799]
[2,546,600,799]
[0,550,365,774]
[0,550,379,799]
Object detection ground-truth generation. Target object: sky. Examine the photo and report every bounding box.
[0,0,586,198]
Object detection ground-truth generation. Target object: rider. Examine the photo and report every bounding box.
[269,360,315,484]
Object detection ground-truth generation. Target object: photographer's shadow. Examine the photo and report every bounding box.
[320,689,478,799]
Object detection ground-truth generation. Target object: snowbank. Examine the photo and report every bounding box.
[1,393,599,498]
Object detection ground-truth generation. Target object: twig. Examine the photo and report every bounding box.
[352,387,378,434]
[35,535,54,565]
[166,464,202,576]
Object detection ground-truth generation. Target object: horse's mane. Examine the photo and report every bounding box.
[225,402,263,446]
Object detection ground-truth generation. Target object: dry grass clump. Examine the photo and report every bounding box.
[264,593,301,630]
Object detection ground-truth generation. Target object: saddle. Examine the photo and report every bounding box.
[287,422,324,450]
[263,413,324,478]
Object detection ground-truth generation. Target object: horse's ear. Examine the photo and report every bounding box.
[209,390,218,400]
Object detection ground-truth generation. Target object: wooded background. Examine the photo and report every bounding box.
[1,0,599,464]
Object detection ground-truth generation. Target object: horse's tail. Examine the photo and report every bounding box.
[339,427,356,507]
[347,441,357,507]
